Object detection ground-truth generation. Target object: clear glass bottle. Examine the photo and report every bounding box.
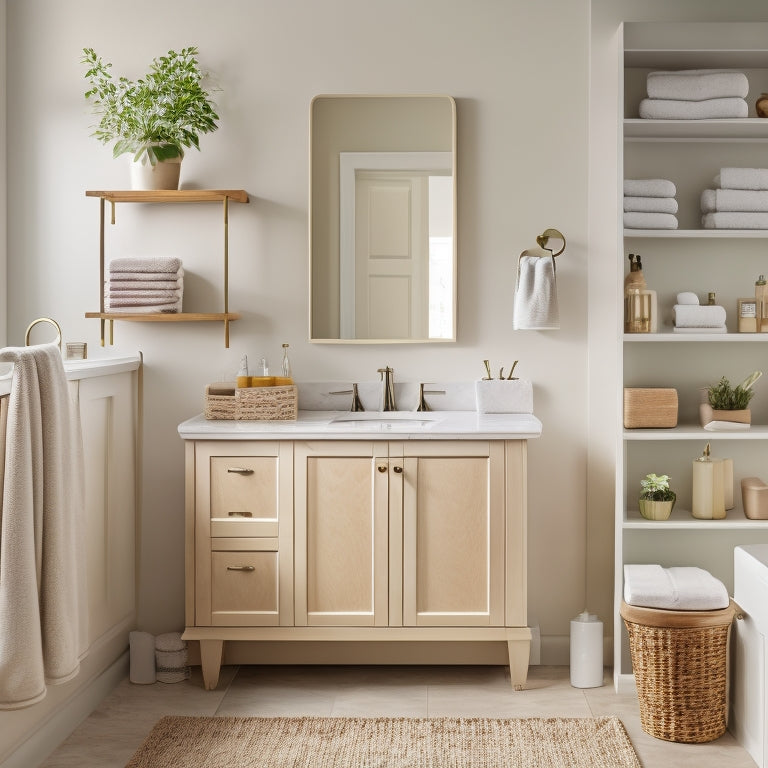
[281,343,292,378]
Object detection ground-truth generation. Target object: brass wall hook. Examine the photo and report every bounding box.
[535,228,566,257]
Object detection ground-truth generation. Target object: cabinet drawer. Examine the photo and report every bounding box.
[210,455,279,537]
[210,548,280,626]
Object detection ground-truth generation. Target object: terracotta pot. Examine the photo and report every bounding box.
[638,499,674,521]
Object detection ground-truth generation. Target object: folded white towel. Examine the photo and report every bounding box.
[512,248,559,330]
[647,69,749,101]
[106,295,183,308]
[624,179,677,198]
[673,304,727,328]
[715,168,768,191]
[676,292,699,305]
[639,96,748,119]
[702,211,768,229]
[105,288,182,300]
[701,188,768,213]
[624,211,679,229]
[108,268,184,282]
[673,325,727,334]
[623,196,678,214]
[624,564,730,611]
[108,257,182,274]
[107,278,183,291]
[105,301,182,314]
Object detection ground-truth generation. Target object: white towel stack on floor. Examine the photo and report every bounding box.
[701,168,768,229]
[624,179,678,229]
[639,69,749,120]
[673,290,727,333]
[105,256,184,313]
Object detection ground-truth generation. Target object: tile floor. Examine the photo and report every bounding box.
[39,665,756,767]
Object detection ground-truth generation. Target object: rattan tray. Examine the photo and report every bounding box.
[204,382,298,421]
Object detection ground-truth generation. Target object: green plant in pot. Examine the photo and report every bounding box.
[700,370,762,427]
[82,46,219,190]
[638,473,676,521]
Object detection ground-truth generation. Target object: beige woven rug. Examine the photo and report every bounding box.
[125,715,641,768]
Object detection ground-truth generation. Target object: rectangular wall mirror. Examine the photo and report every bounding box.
[310,95,457,343]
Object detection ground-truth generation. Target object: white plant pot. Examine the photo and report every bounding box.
[130,156,182,191]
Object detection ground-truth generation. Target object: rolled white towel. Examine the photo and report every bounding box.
[676,292,699,305]
[624,564,730,611]
[703,211,768,229]
[624,211,678,229]
[673,304,727,328]
[647,69,749,101]
[715,167,768,191]
[701,188,768,213]
[108,256,182,274]
[624,178,676,198]
[639,96,748,119]
[623,196,678,214]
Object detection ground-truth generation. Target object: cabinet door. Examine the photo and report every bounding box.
[76,373,137,644]
[193,441,293,627]
[294,441,389,626]
[400,441,505,627]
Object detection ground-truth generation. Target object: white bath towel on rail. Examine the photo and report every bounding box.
[0,343,86,709]
[513,248,559,330]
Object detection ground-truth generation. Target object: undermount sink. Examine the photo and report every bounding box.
[329,411,443,429]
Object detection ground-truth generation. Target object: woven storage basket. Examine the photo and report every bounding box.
[623,388,678,428]
[620,599,737,743]
[204,383,298,420]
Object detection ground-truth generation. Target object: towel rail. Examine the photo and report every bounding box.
[535,228,566,257]
[24,317,62,349]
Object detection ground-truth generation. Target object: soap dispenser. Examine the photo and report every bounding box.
[692,442,726,520]
[624,254,657,333]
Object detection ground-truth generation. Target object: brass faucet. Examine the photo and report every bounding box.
[377,367,396,411]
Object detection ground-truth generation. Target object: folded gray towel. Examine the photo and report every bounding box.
[715,168,768,191]
[647,69,749,101]
[105,299,182,313]
[108,279,183,291]
[639,97,748,119]
[701,188,768,213]
[108,268,184,282]
[623,179,677,198]
[624,212,679,230]
[105,289,182,300]
[624,196,678,214]
[702,211,768,229]
[108,257,182,274]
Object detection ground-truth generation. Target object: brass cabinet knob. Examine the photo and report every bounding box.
[377,465,387,473]
[393,466,403,474]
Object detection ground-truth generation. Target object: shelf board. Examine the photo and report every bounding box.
[624,505,768,530]
[85,312,241,322]
[624,229,768,238]
[85,189,249,204]
[623,332,766,342]
[624,49,768,69]
[624,424,768,440]
[624,118,768,142]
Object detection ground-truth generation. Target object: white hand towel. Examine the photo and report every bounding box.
[624,564,729,611]
[647,69,749,101]
[105,301,182,314]
[0,343,86,709]
[715,167,768,191]
[623,196,678,214]
[624,179,677,198]
[673,304,727,328]
[639,96,748,119]
[107,278,183,291]
[108,268,184,282]
[702,211,768,229]
[624,211,679,229]
[108,256,182,273]
[105,289,182,300]
[701,188,768,213]
[512,248,559,330]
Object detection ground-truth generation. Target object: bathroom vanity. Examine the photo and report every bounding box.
[178,409,541,690]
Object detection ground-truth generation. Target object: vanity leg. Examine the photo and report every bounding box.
[199,639,224,690]
[506,628,532,690]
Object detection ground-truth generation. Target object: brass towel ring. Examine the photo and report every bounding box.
[535,228,566,257]
[24,317,62,349]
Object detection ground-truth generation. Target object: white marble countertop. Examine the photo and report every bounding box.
[177,410,543,441]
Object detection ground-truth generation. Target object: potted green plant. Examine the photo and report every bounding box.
[700,370,762,427]
[82,46,219,190]
[638,473,676,521]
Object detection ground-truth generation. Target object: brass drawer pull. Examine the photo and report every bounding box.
[393,466,403,474]
[226,565,255,571]
[228,511,253,518]
[227,467,254,475]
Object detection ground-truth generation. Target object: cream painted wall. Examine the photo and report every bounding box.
[1,0,6,346]
[4,0,591,661]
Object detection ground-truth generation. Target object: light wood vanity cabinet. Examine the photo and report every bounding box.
[184,437,530,691]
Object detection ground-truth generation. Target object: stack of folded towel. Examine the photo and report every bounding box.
[105,256,184,313]
[701,168,768,229]
[639,69,749,120]
[624,564,730,611]
[673,291,726,333]
[624,179,678,229]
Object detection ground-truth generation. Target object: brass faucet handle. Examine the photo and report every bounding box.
[416,383,446,412]
[329,384,365,412]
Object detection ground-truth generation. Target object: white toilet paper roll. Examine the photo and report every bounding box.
[570,612,604,688]
[129,631,156,684]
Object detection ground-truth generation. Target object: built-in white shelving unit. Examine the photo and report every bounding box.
[616,22,768,691]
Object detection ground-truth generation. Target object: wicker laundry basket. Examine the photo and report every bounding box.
[620,599,737,743]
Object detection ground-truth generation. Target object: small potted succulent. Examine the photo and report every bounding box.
[700,370,762,427]
[638,473,676,521]
[82,46,219,190]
